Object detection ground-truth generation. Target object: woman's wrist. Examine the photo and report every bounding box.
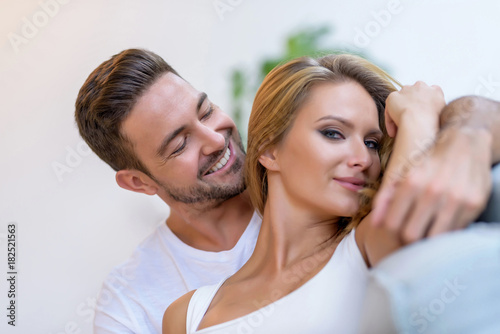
[398,111,439,140]
[385,112,439,178]
[401,109,439,126]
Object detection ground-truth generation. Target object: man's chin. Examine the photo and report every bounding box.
[164,181,245,204]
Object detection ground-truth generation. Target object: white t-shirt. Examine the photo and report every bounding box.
[186,230,369,334]
[93,212,262,334]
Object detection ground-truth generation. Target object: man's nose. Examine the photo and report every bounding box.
[199,124,226,156]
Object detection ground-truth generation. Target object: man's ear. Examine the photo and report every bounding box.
[115,170,159,195]
[258,147,280,172]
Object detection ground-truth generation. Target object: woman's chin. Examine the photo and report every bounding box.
[341,201,360,216]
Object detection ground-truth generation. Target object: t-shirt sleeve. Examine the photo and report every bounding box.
[93,272,139,334]
[94,308,135,334]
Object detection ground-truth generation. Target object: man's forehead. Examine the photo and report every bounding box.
[121,73,200,149]
[128,73,201,123]
[141,72,199,110]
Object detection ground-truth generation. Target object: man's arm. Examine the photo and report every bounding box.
[371,92,499,244]
[94,280,137,334]
[440,95,500,163]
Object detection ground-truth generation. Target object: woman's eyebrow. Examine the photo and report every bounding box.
[315,115,354,128]
[368,129,384,137]
[315,115,382,136]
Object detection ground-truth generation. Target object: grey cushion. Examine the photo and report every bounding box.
[359,165,500,334]
[360,223,500,334]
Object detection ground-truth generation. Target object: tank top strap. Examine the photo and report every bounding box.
[186,278,228,333]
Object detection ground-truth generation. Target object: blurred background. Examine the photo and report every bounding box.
[1,0,499,332]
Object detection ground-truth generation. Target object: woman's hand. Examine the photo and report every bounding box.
[384,81,445,137]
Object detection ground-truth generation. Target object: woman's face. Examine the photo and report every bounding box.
[273,80,382,219]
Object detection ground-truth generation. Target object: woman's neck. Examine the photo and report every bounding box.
[197,186,344,331]
[244,189,341,275]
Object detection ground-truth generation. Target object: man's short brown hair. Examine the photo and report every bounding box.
[75,48,179,174]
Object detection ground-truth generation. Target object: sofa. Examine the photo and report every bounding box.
[359,164,500,334]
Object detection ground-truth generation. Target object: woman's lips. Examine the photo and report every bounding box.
[333,177,365,192]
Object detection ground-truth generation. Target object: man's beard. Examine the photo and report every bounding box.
[161,156,246,205]
[155,130,247,207]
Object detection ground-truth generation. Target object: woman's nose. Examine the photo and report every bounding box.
[347,140,373,170]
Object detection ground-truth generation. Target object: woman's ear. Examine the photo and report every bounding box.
[258,147,280,172]
[115,170,159,195]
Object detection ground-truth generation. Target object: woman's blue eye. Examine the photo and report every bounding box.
[365,140,380,150]
[321,129,344,139]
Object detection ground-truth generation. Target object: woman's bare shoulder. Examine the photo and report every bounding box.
[162,290,196,334]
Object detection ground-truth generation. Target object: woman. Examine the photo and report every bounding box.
[162,54,445,333]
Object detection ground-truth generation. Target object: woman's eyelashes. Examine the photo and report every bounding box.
[364,140,380,150]
[320,129,344,140]
[319,128,380,150]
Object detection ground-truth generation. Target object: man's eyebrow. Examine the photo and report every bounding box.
[197,92,207,113]
[315,115,383,136]
[155,93,208,158]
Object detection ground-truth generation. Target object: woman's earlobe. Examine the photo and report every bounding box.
[258,148,280,171]
[116,170,158,195]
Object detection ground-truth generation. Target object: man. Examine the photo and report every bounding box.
[76,49,257,334]
[75,48,499,333]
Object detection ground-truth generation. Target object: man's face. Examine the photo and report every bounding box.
[121,72,246,208]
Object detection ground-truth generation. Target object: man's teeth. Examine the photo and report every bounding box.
[208,147,231,174]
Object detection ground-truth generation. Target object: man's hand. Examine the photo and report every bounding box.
[371,84,493,244]
[372,127,492,243]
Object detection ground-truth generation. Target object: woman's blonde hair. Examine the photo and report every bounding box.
[245,54,399,237]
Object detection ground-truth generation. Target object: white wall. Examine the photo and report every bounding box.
[1,0,499,332]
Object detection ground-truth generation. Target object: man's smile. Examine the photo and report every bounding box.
[206,146,231,175]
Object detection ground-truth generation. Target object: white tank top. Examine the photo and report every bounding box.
[185,230,369,334]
